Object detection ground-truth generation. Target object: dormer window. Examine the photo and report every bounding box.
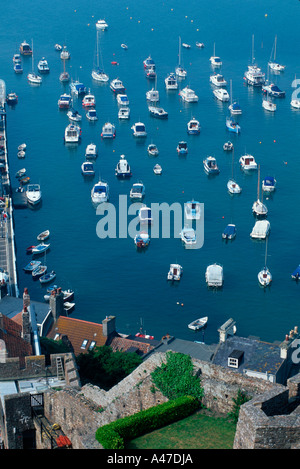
[228,350,244,368]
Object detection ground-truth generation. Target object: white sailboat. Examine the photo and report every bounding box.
[27,40,42,84]
[262,66,276,112]
[252,165,268,217]
[268,35,285,72]
[228,80,242,115]
[209,43,222,67]
[92,30,109,82]
[175,37,187,78]
[258,238,272,287]
[227,148,242,194]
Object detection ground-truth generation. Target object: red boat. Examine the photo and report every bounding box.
[26,246,36,254]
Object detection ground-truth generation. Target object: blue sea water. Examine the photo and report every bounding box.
[1,0,300,345]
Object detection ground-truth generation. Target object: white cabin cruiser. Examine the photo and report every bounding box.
[187,118,200,134]
[85,143,98,159]
[250,220,270,239]
[81,161,95,176]
[146,88,159,102]
[213,88,229,102]
[118,107,130,119]
[180,227,197,246]
[185,201,201,220]
[117,94,129,106]
[179,86,198,102]
[115,155,132,178]
[26,184,42,205]
[205,264,223,287]
[96,19,108,30]
[64,124,81,143]
[131,122,147,137]
[130,182,145,200]
[101,122,116,138]
[239,154,257,171]
[91,181,109,204]
[210,73,227,87]
[165,73,178,90]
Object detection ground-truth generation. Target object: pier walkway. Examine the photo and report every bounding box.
[0,79,19,298]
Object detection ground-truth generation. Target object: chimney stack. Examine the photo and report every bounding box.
[49,288,65,321]
[21,306,31,343]
[23,287,30,309]
[102,315,116,337]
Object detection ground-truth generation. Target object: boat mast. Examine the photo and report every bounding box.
[257,164,260,201]
[31,39,34,73]
[178,36,181,66]
[274,35,277,61]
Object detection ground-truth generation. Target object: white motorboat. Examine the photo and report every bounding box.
[213,88,229,102]
[92,30,109,82]
[115,155,132,178]
[153,164,162,175]
[250,220,270,239]
[26,184,42,205]
[110,78,126,94]
[117,94,129,106]
[143,55,156,69]
[177,141,188,155]
[96,19,108,30]
[20,40,32,56]
[146,88,159,102]
[70,80,87,96]
[262,176,276,192]
[118,107,130,119]
[167,264,183,281]
[134,232,150,248]
[131,122,147,137]
[54,44,62,51]
[148,105,168,119]
[239,154,257,171]
[37,58,50,73]
[147,144,159,156]
[196,42,204,48]
[223,141,233,151]
[210,73,227,87]
[226,116,241,134]
[182,43,191,49]
[188,316,208,331]
[139,206,153,225]
[101,122,116,138]
[121,44,128,50]
[179,86,198,102]
[185,201,201,220]
[175,37,187,78]
[262,98,276,112]
[64,124,81,143]
[209,43,222,67]
[91,181,109,204]
[203,156,219,175]
[180,226,197,246]
[67,108,82,122]
[165,72,178,90]
[291,99,300,109]
[187,118,200,134]
[85,143,98,159]
[81,161,95,176]
[86,109,98,121]
[58,93,72,109]
[82,92,96,108]
[60,46,70,60]
[205,264,223,287]
[130,182,145,199]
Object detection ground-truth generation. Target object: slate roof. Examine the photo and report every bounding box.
[47,316,108,355]
[212,335,284,376]
[148,336,218,362]
[0,296,51,335]
[0,314,32,359]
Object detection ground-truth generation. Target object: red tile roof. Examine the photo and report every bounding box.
[109,336,156,356]
[47,316,108,355]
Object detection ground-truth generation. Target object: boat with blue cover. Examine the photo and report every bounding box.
[185,201,201,220]
[40,271,56,284]
[291,266,300,280]
[226,116,241,133]
[262,176,276,192]
[222,224,236,240]
[115,155,132,178]
[177,141,188,155]
[203,156,219,174]
[23,260,41,272]
[262,83,285,97]
[70,80,87,96]
[32,243,50,255]
[134,231,150,248]
[81,161,95,176]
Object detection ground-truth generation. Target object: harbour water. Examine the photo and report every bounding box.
[1,0,300,345]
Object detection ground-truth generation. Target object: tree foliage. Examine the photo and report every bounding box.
[227,389,251,424]
[151,351,204,401]
[76,345,143,389]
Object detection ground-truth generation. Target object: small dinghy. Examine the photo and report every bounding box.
[64,302,75,313]
[17,151,26,159]
[37,230,50,241]
[32,243,50,255]
[147,144,159,156]
[15,168,26,178]
[153,164,162,174]
[18,143,26,151]
[188,316,208,331]
[32,265,47,279]
[40,270,56,284]
[23,260,41,272]
[26,245,36,254]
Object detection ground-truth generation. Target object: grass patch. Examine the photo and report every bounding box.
[126,411,236,449]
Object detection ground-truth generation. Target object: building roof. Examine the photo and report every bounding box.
[0,296,51,334]
[212,335,284,376]
[109,335,157,356]
[148,336,217,362]
[0,314,32,359]
[47,316,107,355]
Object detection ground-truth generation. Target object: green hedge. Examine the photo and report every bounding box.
[95,395,200,449]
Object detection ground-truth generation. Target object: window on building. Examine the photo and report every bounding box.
[81,339,88,349]
[89,341,96,351]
